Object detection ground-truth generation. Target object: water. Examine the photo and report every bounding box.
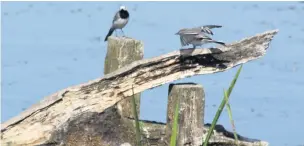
[1,2,304,145]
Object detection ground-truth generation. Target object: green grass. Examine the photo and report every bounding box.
[224,89,239,145]
[131,85,142,146]
[170,98,180,146]
[202,65,243,146]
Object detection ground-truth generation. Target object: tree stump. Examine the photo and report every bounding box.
[166,83,205,146]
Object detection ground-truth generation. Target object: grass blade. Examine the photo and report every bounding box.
[131,85,142,146]
[224,89,239,145]
[203,65,243,146]
[227,65,243,97]
[170,98,180,146]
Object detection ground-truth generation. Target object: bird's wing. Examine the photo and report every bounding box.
[180,36,187,46]
[200,25,223,35]
[176,28,200,35]
[201,27,213,35]
[112,11,120,23]
[202,25,222,29]
[180,35,194,46]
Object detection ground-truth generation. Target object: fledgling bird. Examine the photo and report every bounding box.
[189,33,225,48]
[104,6,130,42]
[177,25,222,36]
[176,25,225,48]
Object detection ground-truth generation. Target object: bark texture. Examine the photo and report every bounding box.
[166,83,204,146]
[104,37,143,119]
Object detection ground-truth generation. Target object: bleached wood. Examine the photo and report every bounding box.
[105,36,143,119]
[166,83,204,146]
[1,30,278,145]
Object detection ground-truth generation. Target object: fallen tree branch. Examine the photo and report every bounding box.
[1,30,278,145]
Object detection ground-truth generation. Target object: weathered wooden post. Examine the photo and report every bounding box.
[166,83,205,146]
[104,36,144,119]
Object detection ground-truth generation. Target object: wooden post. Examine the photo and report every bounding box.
[166,83,205,146]
[104,36,144,119]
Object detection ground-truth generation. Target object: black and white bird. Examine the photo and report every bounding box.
[104,6,129,42]
[176,25,225,48]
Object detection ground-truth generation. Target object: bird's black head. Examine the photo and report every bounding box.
[119,6,129,19]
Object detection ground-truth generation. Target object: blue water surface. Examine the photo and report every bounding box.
[1,2,304,146]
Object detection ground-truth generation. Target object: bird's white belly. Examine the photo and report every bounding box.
[113,18,128,29]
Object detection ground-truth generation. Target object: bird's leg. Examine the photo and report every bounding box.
[121,29,125,37]
[115,30,118,37]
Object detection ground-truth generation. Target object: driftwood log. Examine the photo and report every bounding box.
[1,30,278,146]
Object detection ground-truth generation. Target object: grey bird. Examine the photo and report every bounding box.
[104,6,129,42]
[177,25,222,36]
[188,33,225,48]
[176,25,225,48]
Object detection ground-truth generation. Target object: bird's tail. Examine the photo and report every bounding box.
[104,27,115,42]
[210,40,226,46]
